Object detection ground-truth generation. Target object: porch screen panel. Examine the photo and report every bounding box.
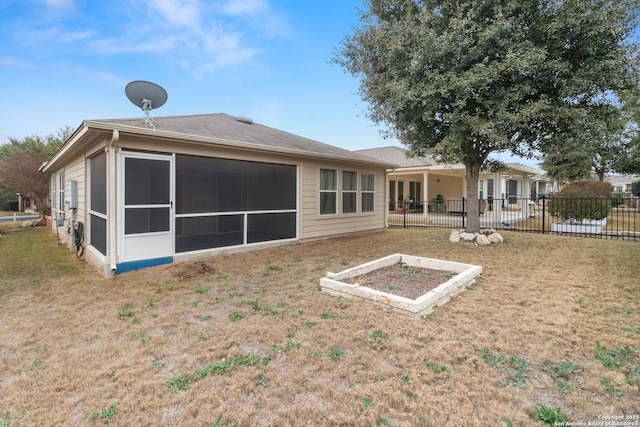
[248,212,296,243]
[125,208,170,234]
[90,216,107,255]
[89,152,107,255]
[245,162,296,210]
[90,153,107,214]
[175,154,297,252]
[125,158,170,205]
[175,215,243,252]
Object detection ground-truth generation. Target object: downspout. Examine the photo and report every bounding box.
[108,130,119,272]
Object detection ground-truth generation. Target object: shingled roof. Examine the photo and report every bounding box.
[356,146,436,168]
[96,113,387,164]
[44,113,393,172]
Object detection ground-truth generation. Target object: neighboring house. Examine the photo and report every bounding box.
[605,174,640,195]
[16,193,37,213]
[357,146,552,215]
[42,113,393,277]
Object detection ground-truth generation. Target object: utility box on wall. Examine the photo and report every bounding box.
[69,180,78,209]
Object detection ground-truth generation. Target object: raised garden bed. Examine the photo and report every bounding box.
[320,254,482,318]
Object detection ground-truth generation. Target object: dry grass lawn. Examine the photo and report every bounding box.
[1,225,639,426]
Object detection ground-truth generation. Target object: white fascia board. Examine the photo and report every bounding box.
[42,125,89,173]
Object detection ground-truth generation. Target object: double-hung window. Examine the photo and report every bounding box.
[319,169,337,215]
[362,173,375,212]
[342,171,357,214]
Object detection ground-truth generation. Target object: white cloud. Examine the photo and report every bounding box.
[147,0,201,28]
[40,0,75,9]
[0,57,32,68]
[221,0,267,16]
[12,0,290,75]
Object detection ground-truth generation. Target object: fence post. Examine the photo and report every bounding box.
[403,204,406,229]
[462,197,466,229]
[542,197,546,234]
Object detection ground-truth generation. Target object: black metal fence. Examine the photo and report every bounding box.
[387,196,640,241]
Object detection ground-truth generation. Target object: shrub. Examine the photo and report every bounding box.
[548,181,612,222]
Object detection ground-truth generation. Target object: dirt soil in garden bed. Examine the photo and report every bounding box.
[342,263,456,299]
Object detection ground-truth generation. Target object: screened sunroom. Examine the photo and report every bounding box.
[44,113,391,277]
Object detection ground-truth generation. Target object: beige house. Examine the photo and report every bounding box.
[43,113,392,277]
[357,146,551,219]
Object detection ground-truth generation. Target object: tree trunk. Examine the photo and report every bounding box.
[464,162,481,233]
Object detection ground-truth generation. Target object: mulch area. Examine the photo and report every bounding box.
[342,262,456,300]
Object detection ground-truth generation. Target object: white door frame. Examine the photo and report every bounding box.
[118,151,174,264]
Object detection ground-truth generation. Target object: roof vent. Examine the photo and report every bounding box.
[236,116,253,124]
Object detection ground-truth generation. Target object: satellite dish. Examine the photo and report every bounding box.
[125,80,168,128]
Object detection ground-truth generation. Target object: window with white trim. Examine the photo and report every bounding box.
[58,171,65,213]
[50,175,56,212]
[319,169,337,215]
[362,173,375,212]
[342,171,357,214]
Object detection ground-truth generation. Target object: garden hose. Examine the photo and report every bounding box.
[75,221,84,258]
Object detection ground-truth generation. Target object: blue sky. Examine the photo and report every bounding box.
[0,0,532,164]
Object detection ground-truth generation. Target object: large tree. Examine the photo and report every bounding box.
[334,0,639,232]
[541,104,634,182]
[0,127,72,217]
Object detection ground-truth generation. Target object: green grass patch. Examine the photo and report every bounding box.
[0,227,78,287]
[166,353,270,392]
[534,403,567,426]
[89,403,118,422]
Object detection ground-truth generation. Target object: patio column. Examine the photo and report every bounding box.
[521,175,530,218]
[493,171,503,225]
[421,173,429,218]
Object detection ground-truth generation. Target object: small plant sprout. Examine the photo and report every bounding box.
[256,374,269,387]
[423,360,447,375]
[600,379,624,399]
[136,331,149,345]
[89,403,118,422]
[209,413,240,427]
[118,303,134,319]
[149,360,164,370]
[29,360,43,371]
[367,329,389,348]
[397,369,411,385]
[327,348,344,360]
[360,396,374,409]
[320,310,338,319]
[285,341,301,351]
[195,285,208,294]
[228,311,244,321]
[535,403,567,426]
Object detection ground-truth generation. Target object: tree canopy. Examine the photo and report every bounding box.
[0,126,72,215]
[541,104,635,182]
[334,0,640,232]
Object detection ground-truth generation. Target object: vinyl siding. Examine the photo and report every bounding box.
[299,160,386,240]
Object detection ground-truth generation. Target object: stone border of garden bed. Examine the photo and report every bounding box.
[320,254,482,318]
